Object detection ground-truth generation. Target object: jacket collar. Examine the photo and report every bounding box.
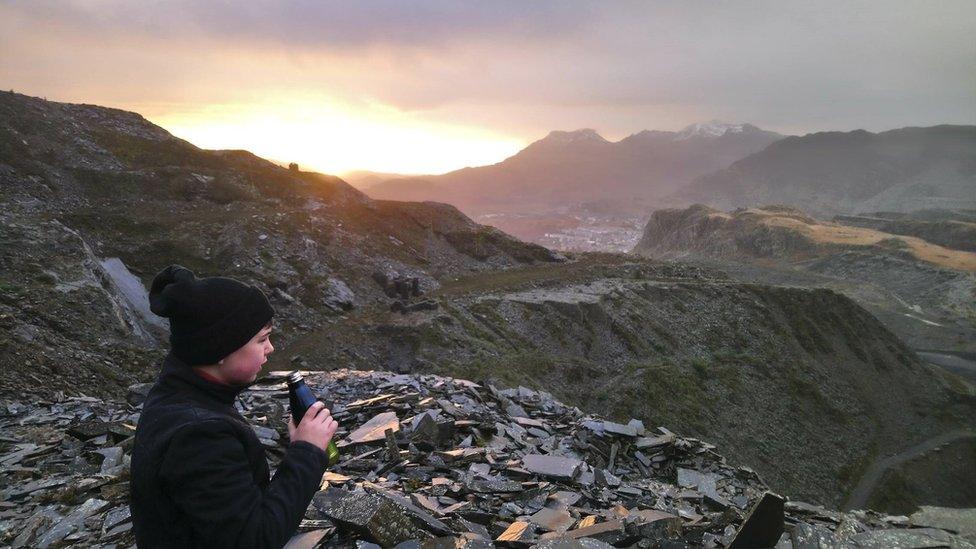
[158,351,250,407]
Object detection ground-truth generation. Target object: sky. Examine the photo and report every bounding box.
[2,1,974,175]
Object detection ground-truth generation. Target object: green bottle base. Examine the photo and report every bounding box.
[326,441,340,466]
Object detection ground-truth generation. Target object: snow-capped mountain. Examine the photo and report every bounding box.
[675,120,750,140]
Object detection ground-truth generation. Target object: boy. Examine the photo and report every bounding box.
[130,265,338,548]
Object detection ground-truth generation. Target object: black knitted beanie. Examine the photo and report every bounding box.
[148,265,275,366]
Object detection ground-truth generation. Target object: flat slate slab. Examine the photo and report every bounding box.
[344,411,400,445]
[521,454,582,480]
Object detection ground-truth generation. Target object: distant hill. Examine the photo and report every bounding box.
[339,170,414,191]
[633,204,976,355]
[676,126,976,216]
[367,122,784,215]
[833,210,976,253]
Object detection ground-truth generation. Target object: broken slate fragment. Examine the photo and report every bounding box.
[422,536,494,549]
[67,421,110,440]
[496,521,538,547]
[95,446,124,473]
[728,491,785,549]
[529,507,576,534]
[345,411,400,445]
[126,382,153,406]
[602,421,638,437]
[312,487,429,546]
[35,498,109,549]
[465,477,523,494]
[411,412,455,449]
[11,512,52,548]
[250,424,280,442]
[548,491,582,509]
[468,462,491,477]
[846,527,975,548]
[790,522,839,548]
[506,403,529,418]
[283,529,332,549]
[366,486,453,536]
[101,505,132,533]
[564,520,637,547]
[634,434,674,449]
[522,454,582,480]
[8,478,68,500]
[910,506,976,543]
[676,468,702,489]
[534,538,615,549]
[593,469,621,488]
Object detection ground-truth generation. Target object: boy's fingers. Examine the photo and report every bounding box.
[305,402,325,419]
[315,408,332,423]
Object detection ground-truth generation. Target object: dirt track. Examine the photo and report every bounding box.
[843,429,976,510]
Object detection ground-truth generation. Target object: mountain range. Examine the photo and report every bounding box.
[367,122,783,215]
[677,126,976,216]
[365,122,976,255]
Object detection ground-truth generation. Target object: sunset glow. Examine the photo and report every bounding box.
[2,1,973,175]
[144,95,525,175]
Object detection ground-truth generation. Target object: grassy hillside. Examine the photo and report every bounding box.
[283,256,976,508]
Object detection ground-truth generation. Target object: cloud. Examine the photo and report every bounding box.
[2,0,974,140]
[2,0,596,50]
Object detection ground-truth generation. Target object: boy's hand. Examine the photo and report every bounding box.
[288,401,338,452]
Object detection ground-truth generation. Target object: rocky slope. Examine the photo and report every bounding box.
[5,370,973,548]
[0,91,559,398]
[633,205,976,355]
[676,126,976,216]
[282,256,976,510]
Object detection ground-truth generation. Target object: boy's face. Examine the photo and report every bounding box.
[216,324,274,385]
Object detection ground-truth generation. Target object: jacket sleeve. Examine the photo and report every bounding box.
[159,419,328,549]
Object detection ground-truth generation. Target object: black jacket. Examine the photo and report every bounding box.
[130,352,328,548]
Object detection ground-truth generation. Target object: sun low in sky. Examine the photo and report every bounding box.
[146,95,524,176]
[2,1,973,176]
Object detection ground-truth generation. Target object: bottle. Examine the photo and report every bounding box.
[286,371,340,466]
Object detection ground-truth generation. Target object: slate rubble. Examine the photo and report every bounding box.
[1,370,973,548]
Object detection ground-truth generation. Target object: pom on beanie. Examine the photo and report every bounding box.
[148,264,275,366]
[149,265,197,318]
